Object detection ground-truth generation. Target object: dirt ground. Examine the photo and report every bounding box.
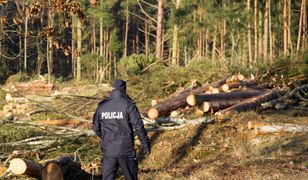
[135,109,308,180]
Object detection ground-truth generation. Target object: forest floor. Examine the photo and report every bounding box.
[0,56,308,179]
[0,79,307,180]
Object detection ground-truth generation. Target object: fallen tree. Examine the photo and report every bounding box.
[216,89,285,116]
[202,99,242,112]
[247,121,308,133]
[9,156,101,180]
[187,89,264,106]
[221,79,258,92]
[260,84,308,111]
[9,158,42,179]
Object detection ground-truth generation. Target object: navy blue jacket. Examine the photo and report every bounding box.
[93,89,150,157]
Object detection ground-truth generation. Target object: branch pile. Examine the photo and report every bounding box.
[146,74,303,119]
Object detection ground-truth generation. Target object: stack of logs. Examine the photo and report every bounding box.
[147,74,286,119]
[5,79,54,96]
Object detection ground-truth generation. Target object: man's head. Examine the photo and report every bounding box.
[113,79,126,93]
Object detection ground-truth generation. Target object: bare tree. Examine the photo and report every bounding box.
[156,0,164,60]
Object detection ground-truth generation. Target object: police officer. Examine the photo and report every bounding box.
[93,79,151,180]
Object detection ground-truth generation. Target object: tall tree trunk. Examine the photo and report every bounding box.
[136,22,139,54]
[123,0,129,58]
[47,0,54,82]
[220,25,224,63]
[156,0,164,60]
[24,3,28,73]
[172,0,180,65]
[263,0,269,60]
[212,28,217,62]
[0,17,2,63]
[302,0,307,50]
[71,14,76,79]
[247,0,252,68]
[36,32,43,76]
[258,10,263,59]
[205,29,209,58]
[269,0,272,62]
[283,0,288,56]
[145,19,149,56]
[254,0,258,62]
[287,0,293,55]
[92,20,96,53]
[296,0,304,52]
[76,18,82,81]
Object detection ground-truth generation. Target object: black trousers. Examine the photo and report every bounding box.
[102,156,138,180]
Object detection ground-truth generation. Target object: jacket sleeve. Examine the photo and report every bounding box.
[92,108,102,138]
[128,103,151,149]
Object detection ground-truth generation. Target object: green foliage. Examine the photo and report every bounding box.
[87,0,115,28]
[0,124,47,143]
[109,28,123,58]
[119,54,156,75]
[80,53,100,80]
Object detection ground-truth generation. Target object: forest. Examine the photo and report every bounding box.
[0,0,306,82]
[0,0,308,179]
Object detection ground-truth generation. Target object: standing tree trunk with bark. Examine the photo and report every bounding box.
[254,0,258,62]
[0,15,3,63]
[156,0,164,60]
[145,19,149,56]
[269,0,273,62]
[263,0,269,60]
[171,0,180,65]
[123,0,129,58]
[247,0,252,68]
[283,0,288,56]
[76,18,82,81]
[24,1,28,73]
[302,0,307,50]
[296,0,306,52]
[71,14,76,79]
[47,0,54,83]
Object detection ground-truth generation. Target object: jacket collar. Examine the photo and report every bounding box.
[109,89,126,99]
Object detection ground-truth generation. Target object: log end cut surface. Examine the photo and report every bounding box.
[148,108,159,119]
[9,158,27,175]
[203,102,211,112]
[186,94,196,106]
[41,162,64,180]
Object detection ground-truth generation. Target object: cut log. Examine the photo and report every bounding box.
[222,79,258,92]
[147,78,227,119]
[216,89,285,116]
[211,88,220,94]
[221,84,230,92]
[187,89,264,106]
[170,107,194,117]
[203,99,242,112]
[9,158,42,179]
[41,156,101,180]
[247,121,308,133]
[237,74,245,81]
